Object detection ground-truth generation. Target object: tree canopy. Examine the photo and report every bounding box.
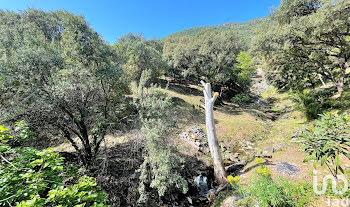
[0,9,129,165]
[254,0,350,95]
[163,30,254,97]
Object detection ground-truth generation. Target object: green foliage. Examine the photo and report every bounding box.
[248,176,295,207]
[254,0,350,94]
[246,176,314,207]
[235,51,256,91]
[168,17,268,48]
[290,90,324,120]
[231,93,252,105]
[163,30,254,97]
[0,125,108,207]
[300,112,350,176]
[135,74,188,204]
[0,9,129,165]
[227,160,315,207]
[113,33,165,84]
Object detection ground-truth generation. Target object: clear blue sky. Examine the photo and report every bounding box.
[0,0,281,44]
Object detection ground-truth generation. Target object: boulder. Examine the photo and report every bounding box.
[263,147,274,156]
[273,143,286,152]
[221,196,244,207]
[275,162,300,175]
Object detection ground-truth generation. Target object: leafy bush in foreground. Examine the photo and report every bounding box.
[228,159,315,207]
[0,125,108,207]
[301,112,350,180]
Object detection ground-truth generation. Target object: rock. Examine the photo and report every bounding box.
[186,197,192,205]
[263,147,274,157]
[255,154,272,158]
[275,162,300,175]
[221,196,244,207]
[224,153,240,161]
[272,143,286,152]
[180,125,207,148]
[194,174,209,197]
[206,190,216,202]
[290,137,300,143]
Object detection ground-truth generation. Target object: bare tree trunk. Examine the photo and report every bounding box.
[318,74,326,87]
[201,80,227,185]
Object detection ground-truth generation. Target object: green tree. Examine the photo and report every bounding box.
[254,0,350,95]
[0,9,129,166]
[113,33,165,85]
[163,30,248,97]
[135,72,188,204]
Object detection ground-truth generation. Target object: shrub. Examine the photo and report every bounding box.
[231,93,252,105]
[291,90,323,120]
[300,112,350,178]
[228,158,315,207]
[247,176,314,207]
[0,125,108,206]
[135,72,188,204]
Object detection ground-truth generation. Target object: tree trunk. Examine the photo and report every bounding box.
[201,80,227,185]
[336,67,346,96]
[318,74,326,87]
[335,61,348,96]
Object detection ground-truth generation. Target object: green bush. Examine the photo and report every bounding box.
[244,176,314,207]
[291,90,324,120]
[231,93,252,105]
[135,72,188,204]
[228,159,315,207]
[300,112,350,177]
[0,124,108,207]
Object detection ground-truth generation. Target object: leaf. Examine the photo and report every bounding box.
[313,160,317,169]
[320,155,327,166]
[303,155,315,163]
[335,154,340,168]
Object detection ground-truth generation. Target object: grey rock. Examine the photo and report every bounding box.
[273,143,286,152]
[275,162,300,175]
[194,174,209,197]
[221,196,244,207]
[263,147,274,155]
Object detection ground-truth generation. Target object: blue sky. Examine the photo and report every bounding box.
[0,0,281,44]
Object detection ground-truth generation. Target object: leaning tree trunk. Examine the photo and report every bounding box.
[200,80,227,185]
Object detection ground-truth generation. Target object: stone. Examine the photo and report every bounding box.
[206,190,216,202]
[221,196,244,207]
[194,174,209,197]
[224,153,240,161]
[273,143,286,152]
[275,162,300,175]
[187,197,193,205]
[263,147,274,157]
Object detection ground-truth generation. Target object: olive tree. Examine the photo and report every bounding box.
[163,30,248,98]
[0,9,129,166]
[113,33,165,85]
[254,0,350,95]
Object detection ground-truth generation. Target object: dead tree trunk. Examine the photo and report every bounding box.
[200,80,227,185]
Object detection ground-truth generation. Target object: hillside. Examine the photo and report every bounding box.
[167,17,269,47]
